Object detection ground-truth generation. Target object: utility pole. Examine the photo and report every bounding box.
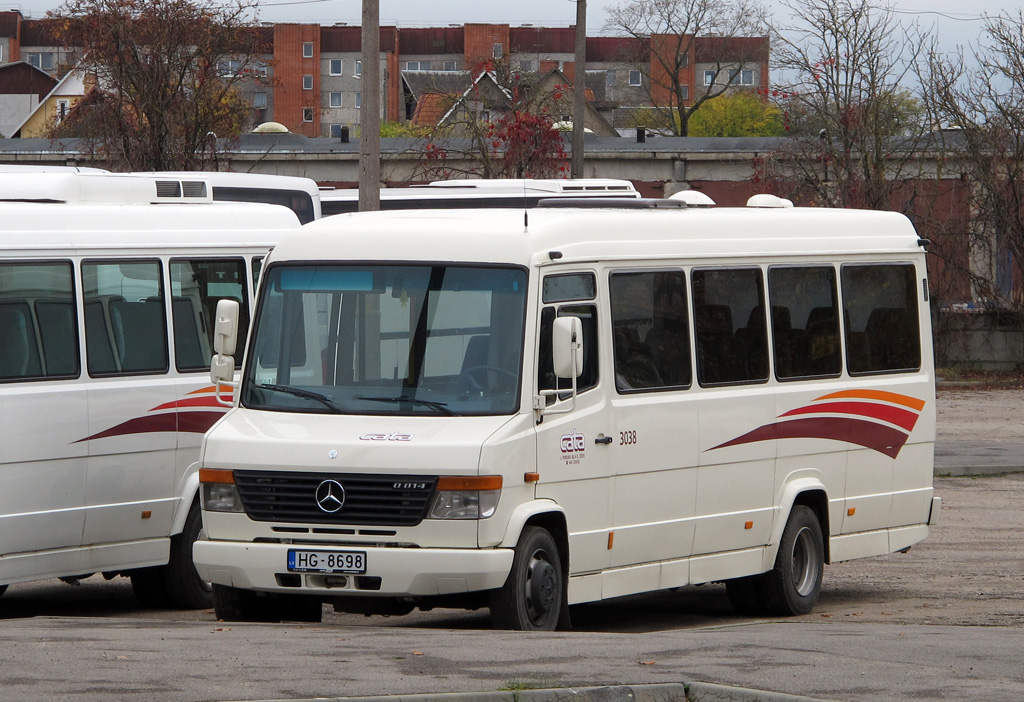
[359,0,381,211]
[571,0,586,178]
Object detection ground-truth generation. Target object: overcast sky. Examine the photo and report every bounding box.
[8,0,1011,52]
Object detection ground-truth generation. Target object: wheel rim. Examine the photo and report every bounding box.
[791,526,819,597]
[524,549,557,625]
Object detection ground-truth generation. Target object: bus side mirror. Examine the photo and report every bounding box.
[553,316,583,379]
[213,299,239,356]
[211,299,240,405]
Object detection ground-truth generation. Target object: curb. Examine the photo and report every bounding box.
[231,682,836,702]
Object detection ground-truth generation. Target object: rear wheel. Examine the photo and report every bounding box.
[760,504,824,616]
[489,526,565,631]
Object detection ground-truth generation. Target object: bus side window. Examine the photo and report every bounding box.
[842,263,921,374]
[768,266,841,380]
[170,259,248,371]
[0,261,79,381]
[610,270,691,391]
[692,268,768,386]
[83,260,168,376]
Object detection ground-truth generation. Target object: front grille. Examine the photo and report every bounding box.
[234,471,437,526]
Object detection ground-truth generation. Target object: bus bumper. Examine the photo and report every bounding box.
[193,540,514,596]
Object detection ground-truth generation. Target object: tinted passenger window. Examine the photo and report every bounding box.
[170,259,248,371]
[542,273,596,303]
[769,266,841,379]
[692,268,768,385]
[83,260,168,375]
[0,261,79,381]
[610,270,691,391]
[842,264,921,374]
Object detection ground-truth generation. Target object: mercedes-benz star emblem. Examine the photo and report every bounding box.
[315,479,346,513]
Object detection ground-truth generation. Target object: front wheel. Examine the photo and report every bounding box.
[760,504,824,616]
[489,526,565,631]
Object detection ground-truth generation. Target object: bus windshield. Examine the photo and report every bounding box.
[243,264,528,416]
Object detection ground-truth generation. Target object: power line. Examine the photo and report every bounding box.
[890,9,993,23]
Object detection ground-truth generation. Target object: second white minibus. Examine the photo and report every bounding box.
[194,196,939,629]
[0,171,301,606]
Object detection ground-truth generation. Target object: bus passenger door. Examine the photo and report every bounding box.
[533,283,614,586]
[606,270,699,586]
[81,260,177,548]
[0,260,89,559]
[689,268,776,572]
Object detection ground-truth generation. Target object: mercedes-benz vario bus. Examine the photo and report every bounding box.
[194,196,939,629]
[0,171,301,607]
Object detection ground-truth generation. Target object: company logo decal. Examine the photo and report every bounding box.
[315,479,346,513]
[709,390,926,459]
[74,385,231,443]
[559,429,586,465]
[359,432,414,442]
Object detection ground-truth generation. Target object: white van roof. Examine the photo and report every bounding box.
[276,202,922,268]
[0,171,216,205]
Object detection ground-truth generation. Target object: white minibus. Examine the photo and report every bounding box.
[319,178,641,216]
[0,171,301,607]
[194,196,939,629]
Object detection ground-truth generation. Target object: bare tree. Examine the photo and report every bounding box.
[604,0,768,136]
[756,0,931,210]
[49,0,266,171]
[921,11,1024,311]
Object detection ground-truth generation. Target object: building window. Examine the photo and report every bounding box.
[330,124,345,138]
[356,92,361,109]
[406,60,430,71]
[302,42,314,58]
[218,58,242,77]
[28,52,56,71]
[355,60,362,76]
[255,62,269,77]
[517,60,533,73]
[303,75,313,90]
[605,70,616,87]
[302,107,314,122]
[329,92,342,108]
[55,99,70,123]
[253,92,267,109]
[741,69,754,85]
[329,59,343,75]
[703,70,716,86]
[681,85,689,101]
[628,70,642,87]
[679,53,689,67]
[492,43,503,59]
[443,60,457,72]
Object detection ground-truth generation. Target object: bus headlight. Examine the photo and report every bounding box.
[428,475,502,520]
[199,468,244,513]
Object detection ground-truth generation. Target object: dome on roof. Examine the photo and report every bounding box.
[251,122,289,134]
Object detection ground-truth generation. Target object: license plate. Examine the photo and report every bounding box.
[287,549,366,574]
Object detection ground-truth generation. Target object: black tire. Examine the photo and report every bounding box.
[725,575,767,616]
[489,525,565,631]
[0,584,8,599]
[760,504,824,616]
[161,499,212,609]
[212,584,322,623]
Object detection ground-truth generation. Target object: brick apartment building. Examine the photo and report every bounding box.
[0,10,768,139]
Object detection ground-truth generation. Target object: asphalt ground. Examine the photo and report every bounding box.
[1,385,1022,702]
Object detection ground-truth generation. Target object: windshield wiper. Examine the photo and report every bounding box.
[260,384,344,413]
[356,395,456,416]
